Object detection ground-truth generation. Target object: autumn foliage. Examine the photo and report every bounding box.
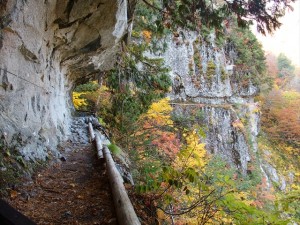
[261,89,300,145]
[138,98,181,159]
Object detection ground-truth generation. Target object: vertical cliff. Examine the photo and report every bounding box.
[162,31,261,174]
[0,0,128,160]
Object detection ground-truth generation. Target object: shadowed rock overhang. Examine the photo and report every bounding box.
[0,0,130,159]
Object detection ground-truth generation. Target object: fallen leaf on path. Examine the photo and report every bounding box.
[76,195,84,199]
[10,190,18,199]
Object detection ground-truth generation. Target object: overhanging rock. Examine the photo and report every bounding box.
[0,0,129,160]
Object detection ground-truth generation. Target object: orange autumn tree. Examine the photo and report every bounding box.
[130,99,285,224]
[136,97,180,159]
[134,99,215,224]
[261,89,300,145]
[128,98,181,196]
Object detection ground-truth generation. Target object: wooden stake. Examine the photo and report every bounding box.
[94,131,104,159]
[88,122,95,142]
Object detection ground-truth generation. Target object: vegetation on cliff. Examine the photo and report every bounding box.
[258,53,300,223]
[1,0,298,223]
[72,1,299,223]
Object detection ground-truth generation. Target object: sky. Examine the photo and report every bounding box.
[253,1,300,67]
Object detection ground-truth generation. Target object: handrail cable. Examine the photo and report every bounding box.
[0,67,67,97]
[0,67,48,91]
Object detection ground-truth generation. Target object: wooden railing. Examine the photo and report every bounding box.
[0,118,140,225]
[88,121,141,225]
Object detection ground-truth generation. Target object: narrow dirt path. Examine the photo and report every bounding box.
[6,143,117,225]
[3,117,156,225]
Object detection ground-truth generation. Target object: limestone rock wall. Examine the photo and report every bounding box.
[161,31,260,173]
[0,0,128,160]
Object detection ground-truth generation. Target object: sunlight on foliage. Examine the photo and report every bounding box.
[176,130,207,169]
[142,30,152,43]
[143,97,173,126]
[137,97,180,159]
[72,92,87,110]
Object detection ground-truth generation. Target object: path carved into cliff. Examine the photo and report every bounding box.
[3,117,154,225]
[6,142,118,225]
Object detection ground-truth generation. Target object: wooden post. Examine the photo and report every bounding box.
[88,122,95,141]
[102,146,141,225]
[94,130,104,159]
[89,122,104,159]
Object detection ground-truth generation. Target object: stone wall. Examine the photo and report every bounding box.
[160,31,260,173]
[0,0,128,160]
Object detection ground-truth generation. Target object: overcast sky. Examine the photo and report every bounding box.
[253,1,300,67]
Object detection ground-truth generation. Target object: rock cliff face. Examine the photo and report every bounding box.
[0,0,128,160]
[162,31,260,174]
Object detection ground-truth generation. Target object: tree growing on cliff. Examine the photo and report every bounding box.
[105,42,171,144]
[139,0,294,35]
[261,89,300,145]
[277,53,295,78]
[91,1,295,223]
[224,22,272,90]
